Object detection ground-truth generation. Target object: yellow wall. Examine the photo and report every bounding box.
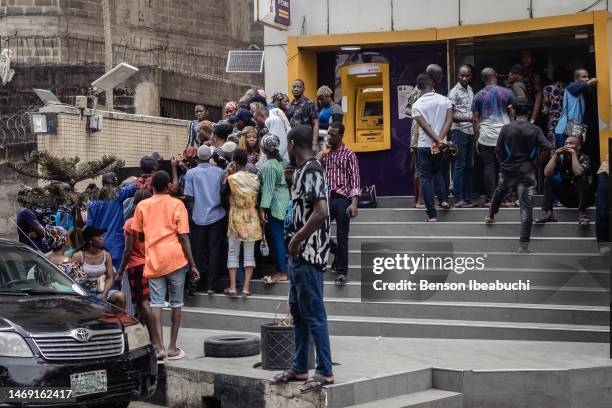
[288,11,612,161]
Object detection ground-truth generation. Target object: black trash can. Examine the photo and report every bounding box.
[260,323,315,370]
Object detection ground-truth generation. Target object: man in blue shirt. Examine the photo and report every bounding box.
[554,69,597,148]
[183,145,227,294]
[87,172,136,270]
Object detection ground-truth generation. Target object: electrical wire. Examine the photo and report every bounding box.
[577,0,604,12]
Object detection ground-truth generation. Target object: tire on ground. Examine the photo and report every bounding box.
[204,334,261,358]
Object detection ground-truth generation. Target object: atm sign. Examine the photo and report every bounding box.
[348,65,381,76]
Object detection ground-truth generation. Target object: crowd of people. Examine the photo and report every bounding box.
[12,51,609,388]
[407,51,605,252]
[14,84,358,389]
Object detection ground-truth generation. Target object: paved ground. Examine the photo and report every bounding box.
[160,327,612,384]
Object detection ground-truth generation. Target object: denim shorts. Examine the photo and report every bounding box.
[148,264,189,308]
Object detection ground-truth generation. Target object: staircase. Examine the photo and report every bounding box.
[181,196,609,343]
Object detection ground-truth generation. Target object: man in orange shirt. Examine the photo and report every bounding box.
[132,170,200,361]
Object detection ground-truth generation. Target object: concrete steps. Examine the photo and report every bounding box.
[373,195,546,208]
[173,306,608,342]
[179,195,607,343]
[187,293,609,325]
[356,207,595,222]
[345,389,463,408]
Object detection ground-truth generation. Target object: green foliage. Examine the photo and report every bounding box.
[2,150,125,210]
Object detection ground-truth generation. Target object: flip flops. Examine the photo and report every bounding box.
[271,369,308,385]
[578,215,590,226]
[300,373,335,394]
[166,347,186,361]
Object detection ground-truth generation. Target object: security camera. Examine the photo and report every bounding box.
[91,63,139,94]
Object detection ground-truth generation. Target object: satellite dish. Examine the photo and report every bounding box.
[91,62,139,93]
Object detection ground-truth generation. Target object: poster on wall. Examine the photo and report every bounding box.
[397,85,413,120]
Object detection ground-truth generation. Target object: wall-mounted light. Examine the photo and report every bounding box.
[341,45,362,51]
[30,112,57,134]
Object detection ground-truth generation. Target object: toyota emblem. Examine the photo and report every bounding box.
[72,328,91,342]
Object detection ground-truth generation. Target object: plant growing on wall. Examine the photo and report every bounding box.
[2,150,125,245]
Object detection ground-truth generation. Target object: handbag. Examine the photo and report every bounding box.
[563,96,587,142]
[182,121,199,160]
[358,185,377,208]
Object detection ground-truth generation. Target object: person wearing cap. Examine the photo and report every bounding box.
[230,108,256,133]
[183,145,227,294]
[259,134,290,284]
[71,226,125,308]
[87,172,136,272]
[485,97,551,253]
[286,79,319,152]
[316,85,343,131]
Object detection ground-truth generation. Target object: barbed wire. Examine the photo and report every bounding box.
[0,106,36,149]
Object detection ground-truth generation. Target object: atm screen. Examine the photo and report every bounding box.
[364,101,383,117]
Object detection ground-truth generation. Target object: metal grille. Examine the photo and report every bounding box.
[226,51,264,73]
[33,330,124,360]
[160,98,221,122]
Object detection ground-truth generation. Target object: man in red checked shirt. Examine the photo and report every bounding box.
[318,122,360,286]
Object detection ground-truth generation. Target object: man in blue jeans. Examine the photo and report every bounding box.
[412,73,454,222]
[271,125,334,393]
[448,64,476,207]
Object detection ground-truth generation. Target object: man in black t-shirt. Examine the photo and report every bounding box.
[272,125,334,392]
[535,136,594,225]
[486,97,550,252]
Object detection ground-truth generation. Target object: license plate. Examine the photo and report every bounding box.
[70,370,107,397]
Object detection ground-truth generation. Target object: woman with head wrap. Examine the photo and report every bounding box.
[44,225,73,276]
[271,92,289,111]
[224,101,238,119]
[258,134,290,284]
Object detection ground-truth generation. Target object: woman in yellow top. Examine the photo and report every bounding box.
[226,148,263,298]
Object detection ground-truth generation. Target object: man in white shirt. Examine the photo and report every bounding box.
[412,73,454,222]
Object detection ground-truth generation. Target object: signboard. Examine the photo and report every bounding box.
[255,0,290,31]
[275,0,290,26]
[348,65,381,76]
[397,85,413,120]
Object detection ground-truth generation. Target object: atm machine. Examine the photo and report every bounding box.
[339,63,391,152]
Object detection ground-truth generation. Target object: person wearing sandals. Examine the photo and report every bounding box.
[535,136,594,227]
[71,226,125,308]
[225,148,263,298]
[259,134,290,284]
[484,97,551,253]
[132,170,200,361]
[271,125,335,393]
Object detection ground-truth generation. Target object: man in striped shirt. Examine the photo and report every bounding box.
[318,122,360,286]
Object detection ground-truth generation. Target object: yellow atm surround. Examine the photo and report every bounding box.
[340,63,391,152]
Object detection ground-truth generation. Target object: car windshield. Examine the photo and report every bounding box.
[0,245,82,295]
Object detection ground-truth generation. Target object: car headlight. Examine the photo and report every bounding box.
[125,324,150,351]
[0,332,33,357]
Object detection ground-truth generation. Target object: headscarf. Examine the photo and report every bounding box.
[224,101,238,115]
[44,225,68,251]
[262,134,280,153]
[271,92,288,102]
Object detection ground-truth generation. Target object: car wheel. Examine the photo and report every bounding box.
[204,334,261,358]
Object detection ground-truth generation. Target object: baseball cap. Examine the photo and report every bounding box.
[139,155,158,173]
[197,145,212,161]
[235,108,252,121]
[101,172,118,185]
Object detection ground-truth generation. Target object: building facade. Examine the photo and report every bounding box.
[263,1,612,196]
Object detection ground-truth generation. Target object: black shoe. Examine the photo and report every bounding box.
[335,275,348,286]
